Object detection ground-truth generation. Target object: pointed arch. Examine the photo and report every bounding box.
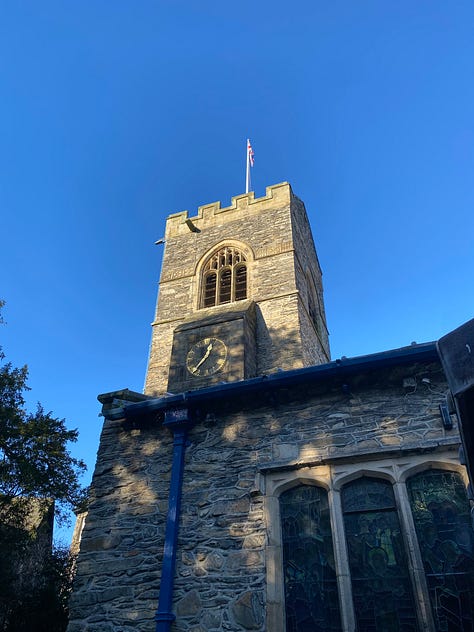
[280,483,342,631]
[406,468,474,629]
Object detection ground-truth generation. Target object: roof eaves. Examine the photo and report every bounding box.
[100,342,439,421]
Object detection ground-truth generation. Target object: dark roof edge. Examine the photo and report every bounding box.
[99,342,439,421]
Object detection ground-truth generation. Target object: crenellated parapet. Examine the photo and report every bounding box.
[165,182,293,238]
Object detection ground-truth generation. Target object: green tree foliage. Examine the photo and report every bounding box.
[0,532,76,632]
[0,302,86,631]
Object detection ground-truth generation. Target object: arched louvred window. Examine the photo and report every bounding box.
[235,265,247,301]
[407,469,474,631]
[200,246,247,308]
[203,272,217,308]
[219,269,232,304]
[280,485,342,632]
[341,477,419,631]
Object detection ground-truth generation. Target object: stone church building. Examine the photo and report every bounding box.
[68,183,474,631]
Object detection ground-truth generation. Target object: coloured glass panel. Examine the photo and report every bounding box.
[407,469,474,631]
[280,485,342,631]
[342,477,419,631]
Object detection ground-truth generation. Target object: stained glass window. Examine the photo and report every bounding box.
[342,477,419,631]
[280,485,342,631]
[407,469,474,631]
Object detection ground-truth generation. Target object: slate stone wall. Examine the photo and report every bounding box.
[68,358,460,631]
[290,194,330,363]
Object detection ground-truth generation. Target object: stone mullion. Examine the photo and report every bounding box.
[230,264,236,303]
[264,490,286,632]
[393,480,435,632]
[328,487,356,632]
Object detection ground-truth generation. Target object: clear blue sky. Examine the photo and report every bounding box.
[1,1,473,542]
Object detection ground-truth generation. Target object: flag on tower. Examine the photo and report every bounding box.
[248,139,254,166]
[246,138,254,193]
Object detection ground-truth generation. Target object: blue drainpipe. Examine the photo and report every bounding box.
[155,407,193,632]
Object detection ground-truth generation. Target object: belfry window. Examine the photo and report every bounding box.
[201,246,247,308]
[280,485,342,631]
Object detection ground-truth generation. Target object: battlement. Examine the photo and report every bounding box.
[165,182,293,238]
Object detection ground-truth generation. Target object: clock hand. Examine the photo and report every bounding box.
[192,342,213,372]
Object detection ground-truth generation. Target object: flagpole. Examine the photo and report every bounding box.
[245,139,250,194]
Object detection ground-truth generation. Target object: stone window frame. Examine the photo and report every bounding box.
[196,241,254,310]
[263,453,467,632]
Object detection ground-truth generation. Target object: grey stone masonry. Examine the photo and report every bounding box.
[67,350,462,631]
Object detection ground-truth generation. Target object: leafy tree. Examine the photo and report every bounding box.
[0,301,86,631]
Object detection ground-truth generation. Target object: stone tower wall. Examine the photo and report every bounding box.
[145,183,329,396]
[290,195,329,358]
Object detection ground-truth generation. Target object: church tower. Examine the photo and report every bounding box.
[145,182,330,396]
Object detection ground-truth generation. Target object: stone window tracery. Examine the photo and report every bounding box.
[201,246,247,308]
[266,460,472,631]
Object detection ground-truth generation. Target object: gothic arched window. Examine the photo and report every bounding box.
[341,477,418,631]
[407,469,474,630]
[201,246,247,308]
[280,485,342,631]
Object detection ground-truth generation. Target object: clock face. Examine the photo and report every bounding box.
[186,337,228,377]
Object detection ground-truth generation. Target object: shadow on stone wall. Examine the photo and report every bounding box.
[172,354,449,629]
[70,420,172,632]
